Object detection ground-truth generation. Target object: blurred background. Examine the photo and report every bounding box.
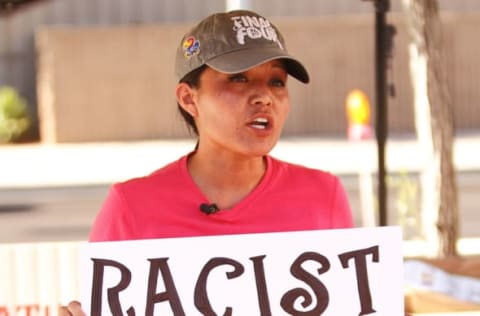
[0,0,479,315]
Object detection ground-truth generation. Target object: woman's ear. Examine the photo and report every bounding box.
[176,83,199,118]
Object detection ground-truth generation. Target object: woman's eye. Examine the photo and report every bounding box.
[229,74,247,83]
[270,78,286,87]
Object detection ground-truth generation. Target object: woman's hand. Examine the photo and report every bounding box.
[58,301,86,316]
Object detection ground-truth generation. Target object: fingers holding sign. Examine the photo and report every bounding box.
[58,301,86,316]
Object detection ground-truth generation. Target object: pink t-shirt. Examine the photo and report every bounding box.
[89,155,353,242]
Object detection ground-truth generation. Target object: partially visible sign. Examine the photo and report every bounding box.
[79,226,403,315]
[0,242,79,316]
[404,259,480,304]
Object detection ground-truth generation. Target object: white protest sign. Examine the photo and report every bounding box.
[79,226,403,315]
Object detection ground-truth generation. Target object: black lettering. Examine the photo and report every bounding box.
[338,245,379,316]
[145,258,185,316]
[0,306,9,316]
[90,258,134,316]
[194,257,245,316]
[250,255,272,316]
[280,252,330,315]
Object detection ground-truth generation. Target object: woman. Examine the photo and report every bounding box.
[60,9,353,315]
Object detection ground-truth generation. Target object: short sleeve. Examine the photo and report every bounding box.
[89,184,136,241]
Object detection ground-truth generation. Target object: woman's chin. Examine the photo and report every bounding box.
[242,142,277,158]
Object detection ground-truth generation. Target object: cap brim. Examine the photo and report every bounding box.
[205,47,310,84]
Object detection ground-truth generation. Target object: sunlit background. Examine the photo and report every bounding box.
[1,0,479,315]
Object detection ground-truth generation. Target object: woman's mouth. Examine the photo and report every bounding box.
[249,117,270,130]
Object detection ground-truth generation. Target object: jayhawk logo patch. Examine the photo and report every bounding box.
[183,36,200,59]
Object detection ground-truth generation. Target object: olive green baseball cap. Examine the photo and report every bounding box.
[175,10,310,83]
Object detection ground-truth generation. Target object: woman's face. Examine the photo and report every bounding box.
[189,60,290,158]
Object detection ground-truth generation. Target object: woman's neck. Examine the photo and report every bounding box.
[187,149,267,210]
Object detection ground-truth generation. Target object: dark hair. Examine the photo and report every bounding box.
[177,65,207,136]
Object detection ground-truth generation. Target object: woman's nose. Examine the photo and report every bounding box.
[249,82,273,106]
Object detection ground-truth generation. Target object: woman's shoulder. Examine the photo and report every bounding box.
[268,155,337,181]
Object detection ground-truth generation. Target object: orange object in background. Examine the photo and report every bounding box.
[345,89,373,140]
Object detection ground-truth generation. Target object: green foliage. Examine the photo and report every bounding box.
[0,86,31,143]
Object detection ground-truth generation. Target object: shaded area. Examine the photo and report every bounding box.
[0,203,34,214]
[0,0,46,16]
[0,184,109,243]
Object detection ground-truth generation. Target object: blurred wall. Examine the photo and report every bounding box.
[2,0,480,142]
[36,24,187,142]
[35,12,480,142]
[0,0,226,140]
